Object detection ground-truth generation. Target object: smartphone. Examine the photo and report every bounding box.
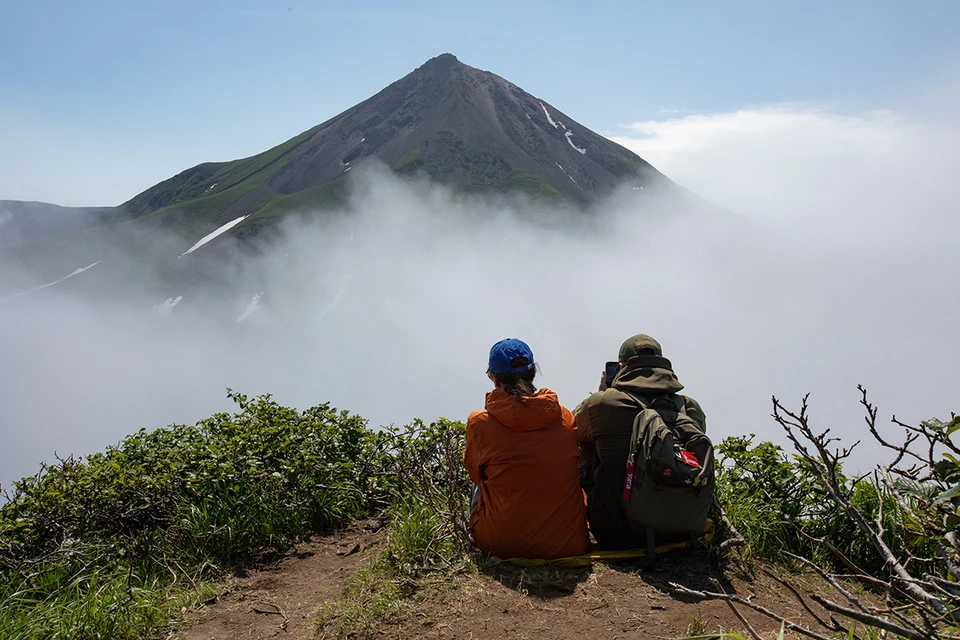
[604,361,620,388]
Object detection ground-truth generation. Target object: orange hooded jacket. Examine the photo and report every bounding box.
[463,388,590,560]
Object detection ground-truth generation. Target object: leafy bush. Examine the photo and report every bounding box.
[716,435,906,573]
[317,417,471,638]
[0,390,380,639]
[386,417,472,556]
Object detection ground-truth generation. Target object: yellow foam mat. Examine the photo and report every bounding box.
[502,518,715,567]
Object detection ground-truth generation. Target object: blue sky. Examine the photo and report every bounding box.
[1,0,959,205]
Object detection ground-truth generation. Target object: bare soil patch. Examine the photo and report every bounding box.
[171,532,841,640]
[171,520,384,640]
[370,552,834,640]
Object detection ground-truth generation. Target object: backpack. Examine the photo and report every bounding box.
[620,393,715,563]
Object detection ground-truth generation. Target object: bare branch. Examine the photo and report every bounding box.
[668,581,835,640]
[716,501,747,552]
[781,552,870,614]
[711,579,764,640]
[807,594,936,640]
[759,568,836,631]
[772,392,952,618]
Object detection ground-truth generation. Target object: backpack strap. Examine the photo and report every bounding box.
[620,389,686,417]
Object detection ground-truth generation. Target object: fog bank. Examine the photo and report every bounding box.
[2,99,958,492]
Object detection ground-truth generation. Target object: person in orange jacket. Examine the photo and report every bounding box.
[463,338,591,560]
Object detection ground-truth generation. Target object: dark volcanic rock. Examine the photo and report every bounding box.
[114,53,668,227]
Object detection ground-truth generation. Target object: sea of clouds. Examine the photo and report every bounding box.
[1,95,958,493]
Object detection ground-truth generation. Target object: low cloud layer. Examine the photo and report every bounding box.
[611,103,960,247]
[1,97,958,493]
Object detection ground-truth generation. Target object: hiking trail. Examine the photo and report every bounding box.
[171,521,834,640]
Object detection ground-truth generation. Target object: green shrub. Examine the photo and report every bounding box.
[0,390,380,639]
[316,417,471,638]
[715,435,907,574]
[317,493,462,638]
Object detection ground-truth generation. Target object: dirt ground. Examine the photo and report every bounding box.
[170,522,385,640]
[370,556,828,640]
[170,523,835,640]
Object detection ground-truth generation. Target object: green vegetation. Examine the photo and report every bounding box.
[0,391,381,639]
[318,417,472,637]
[715,435,908,572]
[496,169,564,202]
[392,147,424,174]
[708,393,960,640]
[2,386,956,639]
[0,395,473,640]
[112,126,320,221]
[248,177,351,221]
[316,501,455,638]
[392,140,565,203]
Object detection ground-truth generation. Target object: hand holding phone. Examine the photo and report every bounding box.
[604,361,620,389]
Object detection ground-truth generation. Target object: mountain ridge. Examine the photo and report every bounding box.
[107,53,668,231]
[0,200,111,247]
[1,53,680,292]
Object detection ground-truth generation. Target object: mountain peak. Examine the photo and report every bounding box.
[112,54,667,226]
[420,53,460,68]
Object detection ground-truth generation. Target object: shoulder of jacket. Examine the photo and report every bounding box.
[679,394,704,412]
[573,391,605,415]
[467,409,488,425]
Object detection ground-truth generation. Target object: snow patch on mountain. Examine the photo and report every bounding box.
[565,131,587,155]
[180,216,250,257]
[539,103,558,129]
[555,162,581,188]
[153,295,183,318]
[5,261,102,300]
[237,292,264,323]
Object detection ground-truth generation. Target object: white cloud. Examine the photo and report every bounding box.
[1,94,958,492]
[611,104,960,247]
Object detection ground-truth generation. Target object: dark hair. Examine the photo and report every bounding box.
[493,367,538,397]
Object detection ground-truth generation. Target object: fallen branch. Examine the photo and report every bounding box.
[717,502,747,552]
[808,593,938,640]
[710,579,763,640]
[759,568,835,631]
[251,601,288,622]
[667,581,834,640]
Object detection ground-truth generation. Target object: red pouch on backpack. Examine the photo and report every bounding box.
[678,450,700,469]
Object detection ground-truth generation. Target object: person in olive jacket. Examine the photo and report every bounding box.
[574,334,707,549]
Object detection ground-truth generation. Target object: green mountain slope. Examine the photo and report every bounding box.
[2,54,675,291]
[105,54,669,235]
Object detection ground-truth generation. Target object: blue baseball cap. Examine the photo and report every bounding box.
[487,338,536,375]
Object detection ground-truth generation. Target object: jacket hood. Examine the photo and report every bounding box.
[613,354,685,395]
[485,388,563,432]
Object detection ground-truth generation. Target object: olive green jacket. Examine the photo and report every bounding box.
[573,354,706,548]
